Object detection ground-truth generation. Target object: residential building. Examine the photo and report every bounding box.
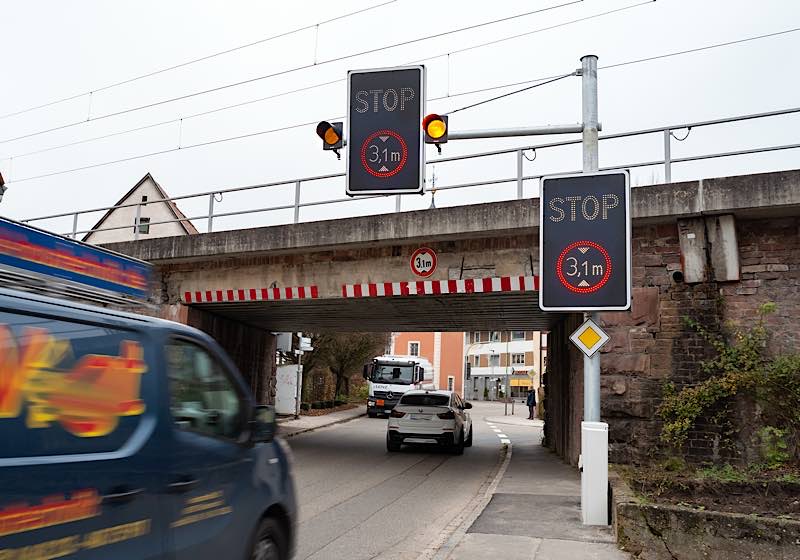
[464,331,547,402]
[82,173,198,244]
[390,332,466,395]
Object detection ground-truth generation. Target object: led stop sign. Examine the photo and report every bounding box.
[539,170,631,311]
[347,66,425,195]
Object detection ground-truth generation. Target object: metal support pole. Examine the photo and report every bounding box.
[395,195,401,213]
[72,213,79,239]
[207,194,215,233]
[134,203,142,241]
[516,149,524,199]
[295,352,303,419]
[504,372,510,416]
[294,181,301,224]
[580,53,608,527]
[581,54,601,423]
[663,129,672,183]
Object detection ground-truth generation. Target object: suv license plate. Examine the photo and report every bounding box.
[410,414,430,420]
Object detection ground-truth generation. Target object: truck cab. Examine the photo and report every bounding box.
[362,355,434,417]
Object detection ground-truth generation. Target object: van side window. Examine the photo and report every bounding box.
[166,339,243,441]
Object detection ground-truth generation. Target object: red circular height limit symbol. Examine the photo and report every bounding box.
[556,240,612,294]
[410,247,437,277]
[360,129,408,178]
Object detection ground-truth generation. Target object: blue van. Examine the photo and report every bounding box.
[0,288,296,559]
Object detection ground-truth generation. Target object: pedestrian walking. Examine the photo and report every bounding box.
[526,389,536,420]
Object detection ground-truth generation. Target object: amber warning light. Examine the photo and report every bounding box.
[316,121,343,158]
[422,113,448,144]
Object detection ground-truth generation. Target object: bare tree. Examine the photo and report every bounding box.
[319,333,389,396]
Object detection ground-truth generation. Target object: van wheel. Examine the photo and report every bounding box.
[451,430,465,455]
[464,427,473,447]
[250,517,288,560]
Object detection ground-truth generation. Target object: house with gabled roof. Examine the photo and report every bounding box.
[82,173,198,244]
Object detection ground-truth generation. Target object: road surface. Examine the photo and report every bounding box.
[286,401,532,560]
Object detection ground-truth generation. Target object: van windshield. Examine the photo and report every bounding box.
[371,364,414,385]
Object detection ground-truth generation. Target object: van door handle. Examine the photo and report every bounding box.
[167,479,199,493]
[102,487,145,504]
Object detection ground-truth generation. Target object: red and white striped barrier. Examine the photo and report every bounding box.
[184,286,318,303]
[341,275,539,298]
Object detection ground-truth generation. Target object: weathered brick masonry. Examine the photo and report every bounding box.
[545,215,800,465]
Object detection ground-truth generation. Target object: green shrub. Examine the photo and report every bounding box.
[311,401,322,409]
[353,385,369,401]
[300,403,311,411]
[758,426,791,469]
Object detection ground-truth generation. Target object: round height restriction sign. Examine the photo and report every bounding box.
[360,129,408,178]
[556,240,612,293]
[410,247,437,277]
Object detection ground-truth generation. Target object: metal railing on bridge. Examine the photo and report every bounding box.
[21,106,800,240]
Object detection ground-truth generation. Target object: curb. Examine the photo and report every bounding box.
[279,412,366,439]
[416,441,514,560]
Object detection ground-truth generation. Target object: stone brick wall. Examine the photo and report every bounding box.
[545,216,800,465]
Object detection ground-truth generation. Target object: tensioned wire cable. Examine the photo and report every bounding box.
[1,0,653,159]
[6,22,799,184]
[0,0,583,146]
[0,1,399,121]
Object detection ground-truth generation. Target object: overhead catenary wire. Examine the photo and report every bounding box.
[4,0,656,160]
[0,0,582,147]
[6,23,800,184]
[0,0,399,122]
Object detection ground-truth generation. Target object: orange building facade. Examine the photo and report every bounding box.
[390,332,466,396]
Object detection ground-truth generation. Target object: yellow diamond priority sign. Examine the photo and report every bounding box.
[569,318,610,358]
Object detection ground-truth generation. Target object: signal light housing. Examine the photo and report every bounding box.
[390,409,406,418]
[423,113,448,145]
[437,410,456,420]
[316,121,343,156]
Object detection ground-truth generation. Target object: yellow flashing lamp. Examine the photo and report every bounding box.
[316,121,343,150]
[422,113,448,144]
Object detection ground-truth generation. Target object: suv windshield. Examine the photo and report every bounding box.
[371,364,414,385]
[401,394,450,407]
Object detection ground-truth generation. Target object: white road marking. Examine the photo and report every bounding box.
[496,433,507,438]
[500,438,510,444]
[492,429,502,433]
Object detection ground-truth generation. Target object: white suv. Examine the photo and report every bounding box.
[386,390,473,454]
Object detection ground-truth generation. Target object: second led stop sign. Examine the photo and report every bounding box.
[346,65,425,195]
[539,170,631,311]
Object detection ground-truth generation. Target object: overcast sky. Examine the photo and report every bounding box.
[1,0,798,235]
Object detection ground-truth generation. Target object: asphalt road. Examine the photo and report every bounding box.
[286,401,522,560]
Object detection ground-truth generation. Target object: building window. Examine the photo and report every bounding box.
[489,354,500,367]
[408,342,420,356]
[135,217,151,234]
[473,355,479,367]
[473,331,480,343]
[512,353,526,365]
[141,195,148,203]
[447,376,455,391]
[512,331,525,341]
[490,331,500,342]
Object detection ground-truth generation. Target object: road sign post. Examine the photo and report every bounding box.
[346,66,425,195]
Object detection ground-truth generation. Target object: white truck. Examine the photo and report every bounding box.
[363,355,434,418]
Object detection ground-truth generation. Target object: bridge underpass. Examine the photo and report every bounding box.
[104,168,800,470]
[185,283,561,332]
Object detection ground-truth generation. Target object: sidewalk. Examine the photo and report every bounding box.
[277,406,365,438]
[441,412,628,559]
